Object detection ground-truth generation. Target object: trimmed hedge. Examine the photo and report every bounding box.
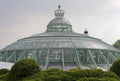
[42,68,64,77]
[84,69,104,78]
[8,59,41,81]
[101,71,119,79]
[42,75,60,81]
[0,68,9,75]
[0,59,119,81]
[65,69,87,81]
[77,77,119,81]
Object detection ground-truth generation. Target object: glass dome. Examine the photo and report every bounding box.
[0,6,120,70]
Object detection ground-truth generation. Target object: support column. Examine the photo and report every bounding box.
[4,52,8,61]
[75,48,81,68]
[32,49,39,64]
[98,50,110,68]
[87,49,97,68]
[45,49,50,70]
[61,49,64,70]
[17,50,27,61]
[108,51,116,61]
[6,50,16,62]
[115,52,120,59]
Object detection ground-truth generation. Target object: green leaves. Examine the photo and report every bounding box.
[8,59,41,81]
[110,59,120,77]
[113,39,120,50]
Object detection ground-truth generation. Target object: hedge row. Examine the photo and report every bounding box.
[0,59,120,81]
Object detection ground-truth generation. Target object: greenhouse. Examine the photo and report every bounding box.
[0,6,120,70]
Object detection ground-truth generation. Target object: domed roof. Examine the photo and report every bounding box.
[2,5,117,51]
[47,18,71,27]
[1,6,120,71]
[47,5,72,32]
[2,32,117,51]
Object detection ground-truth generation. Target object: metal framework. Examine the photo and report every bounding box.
[0,6,120,70]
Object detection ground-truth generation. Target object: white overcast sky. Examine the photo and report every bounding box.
[0,0,120,49]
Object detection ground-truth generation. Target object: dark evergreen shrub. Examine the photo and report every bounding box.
[22,72,42,81]
[77,77,99,81]
[66,69,87,81]
[42,75,60,81]
[110,59,120,76]
[60,74,72,81]
[8,59,41,81]
[77,77,119,81]
[0,73,8,80]
[0,68,9,75]
[101,71,119,79]
[43,68,63,77]
[100,77,119,81]
[84,69,104,78]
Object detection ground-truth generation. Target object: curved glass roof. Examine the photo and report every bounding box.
[2,5,118,51]
[2,32,117,51]
[47,5,72,32]
[1,5,120,71]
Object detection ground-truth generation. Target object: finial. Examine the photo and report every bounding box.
[84,28,88,35]
[58,5,61,9]
[54,5,64,18]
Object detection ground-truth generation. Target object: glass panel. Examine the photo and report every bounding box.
[49,49,62,62]
[27,53,33,59]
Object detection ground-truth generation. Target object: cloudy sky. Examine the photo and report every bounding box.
[0,0,120,49]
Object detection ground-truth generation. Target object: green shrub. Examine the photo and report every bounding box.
[0,68,9,75]
[66,69,87,81]
[100,77,119,81]
[84,69,104,78]
[101,71,119,79]
[77,77,99,81]
[8,59,41,81]
[0,73,8,80]
[42,75,60,81]
[110,59,120,76]
[77,77,119,81]
[23,79,41,81]
[60,74,72,81]
[42,68,63,77]
[23,72,42,81]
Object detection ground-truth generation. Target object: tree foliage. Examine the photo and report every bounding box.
[113,39,120,50]
[110,59,120,77]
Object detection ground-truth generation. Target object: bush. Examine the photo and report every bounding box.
[22,72,42,81]
[77,77,99,81]
[0,73,8,80]
[66,69,87,81]
[8,59,41,81]
[84,69,104,78]
[110,59,120,76]
[60,74,72,81]
[101,71,119,79]
[42,75,60,81]
[0,68,9,75]
[77,77,119,81]
[42,68,63,77]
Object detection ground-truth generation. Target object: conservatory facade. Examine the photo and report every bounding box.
[0,6,120,70]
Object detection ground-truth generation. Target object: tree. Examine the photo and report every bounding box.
[113,39,120,50]
[110,59,120,77]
